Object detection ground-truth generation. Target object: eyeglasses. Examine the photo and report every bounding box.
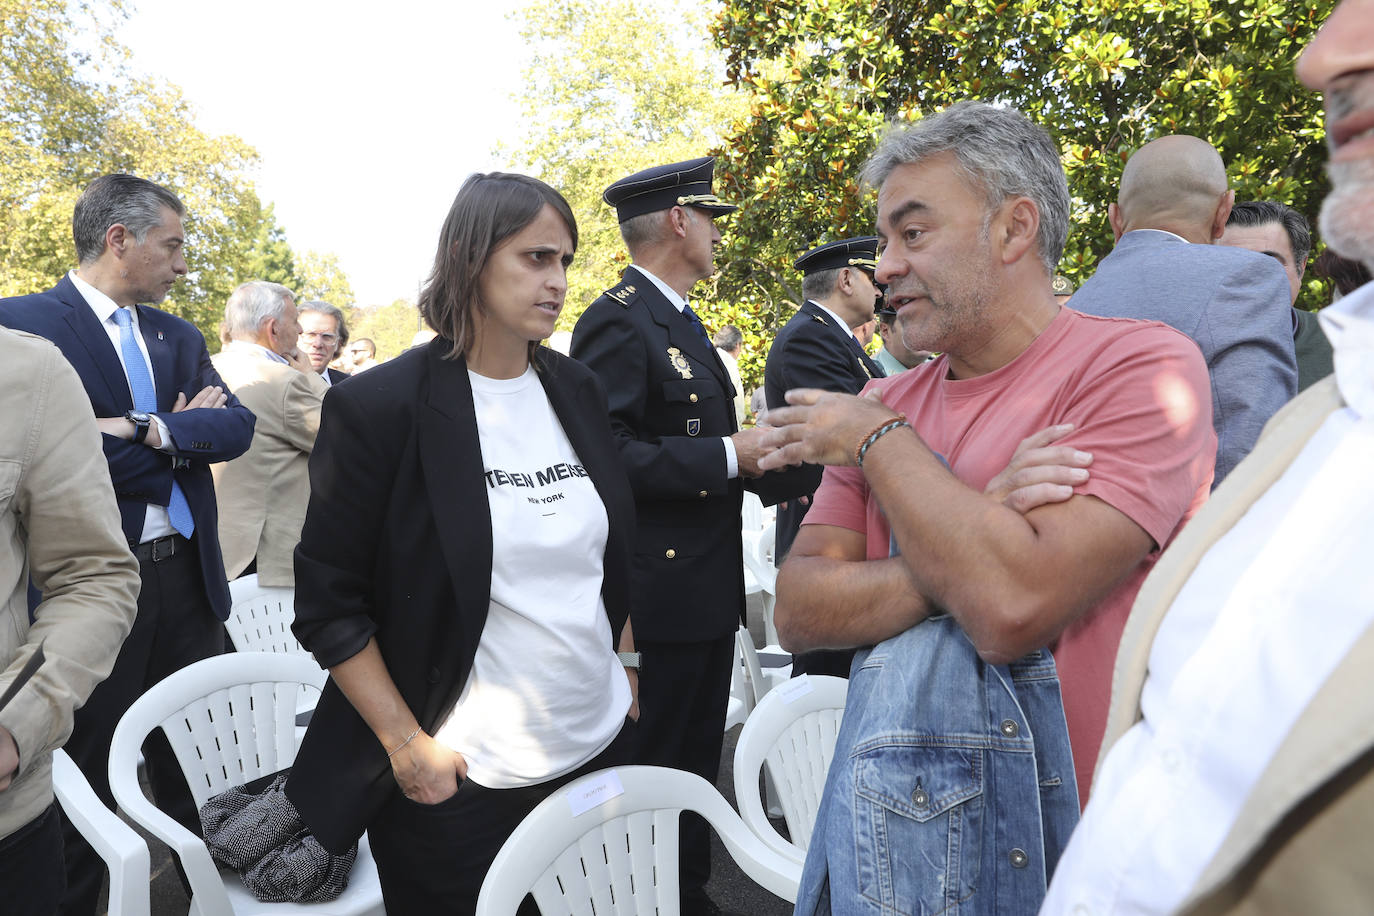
[299,332,338,344]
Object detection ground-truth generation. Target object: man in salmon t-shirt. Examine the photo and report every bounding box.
[759,102,1216,916]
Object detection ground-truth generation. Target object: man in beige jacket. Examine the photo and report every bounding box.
[211,281,326,586]
[1040,2,1374,911]
[0,326,140,913]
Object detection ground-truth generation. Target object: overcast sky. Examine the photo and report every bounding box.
[118,0,533,306]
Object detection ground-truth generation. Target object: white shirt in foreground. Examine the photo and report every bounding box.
[1042,284,1374,915]
[434,365,631,788]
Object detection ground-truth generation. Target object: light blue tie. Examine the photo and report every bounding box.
[113,308,194,538]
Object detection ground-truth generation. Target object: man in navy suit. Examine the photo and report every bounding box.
[0,173,255,915]
[1069,135,1298,485]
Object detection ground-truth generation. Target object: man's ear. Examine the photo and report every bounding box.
[669,206,691,239]
[1108,202,1126,242]
[1210,189,1236,241]
[105,223,130,256]
[997,197,1040,266]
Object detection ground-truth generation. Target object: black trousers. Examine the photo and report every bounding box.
[632,634,735,905]
[1,804,65,916]
[367,719,635,915]
[59,539,223,916]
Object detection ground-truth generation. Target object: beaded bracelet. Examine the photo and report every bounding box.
[855,415,910,467]
[386,726,422,758]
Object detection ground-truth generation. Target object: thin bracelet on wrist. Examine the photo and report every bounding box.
[386,726,421,758]
[855,415,911,467]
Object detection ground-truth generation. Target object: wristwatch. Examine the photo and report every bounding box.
[125,410,152,445]
[617,651,642,671]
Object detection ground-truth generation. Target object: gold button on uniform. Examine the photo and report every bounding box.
[689,393,699,403]
[665,548,677,559]
[698,490,708,498]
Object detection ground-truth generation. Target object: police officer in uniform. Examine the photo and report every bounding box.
[763,237,885,679]
[571,157,790,916]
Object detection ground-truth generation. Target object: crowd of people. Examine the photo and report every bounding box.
[1,2,1372,914]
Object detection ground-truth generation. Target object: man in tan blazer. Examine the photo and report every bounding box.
[1040,3,1374,911]
[0,326,140,913]
[211,281,326,586]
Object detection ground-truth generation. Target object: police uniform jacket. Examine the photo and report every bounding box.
[764,299,883,559]
[572,269,798,644]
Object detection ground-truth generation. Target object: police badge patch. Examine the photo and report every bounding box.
[686,418,701,436]
[667,347,693,379]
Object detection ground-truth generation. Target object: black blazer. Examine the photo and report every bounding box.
[324,367,349,386]
[571,269,804,643]
[763,299,884,560]
[0,276,256,619]
[286,341,635,853]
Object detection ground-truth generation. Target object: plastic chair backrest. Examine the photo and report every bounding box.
[732,674,848,863]
[107,653,382,915]
[52,748,151,916]
[740,523,779,644]
[225,575,304,655]
[475,765,800,916]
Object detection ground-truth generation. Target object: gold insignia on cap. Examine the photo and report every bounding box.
[848,257,879,269]
[667,347,693,379]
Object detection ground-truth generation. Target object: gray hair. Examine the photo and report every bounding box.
[224,281,295,340]
[297,299,350,348]
[619,209,668,253]
[1227,200,1312,268]
[801,267,844,302]
[72,174,185,265]
[712,324,743,351]
[861,101,1070,274]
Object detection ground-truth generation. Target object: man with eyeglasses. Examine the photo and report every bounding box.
[297,299,352,386]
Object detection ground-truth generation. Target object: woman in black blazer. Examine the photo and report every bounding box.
[286,174,638,914]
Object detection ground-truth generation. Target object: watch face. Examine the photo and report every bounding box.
[127,411,151,422]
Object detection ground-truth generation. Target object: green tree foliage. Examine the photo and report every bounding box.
[713,0,1336,313]
[245,204,303,292]
[347,299,426,362]
[0,0,356,344]
[295,250,356,307]
[504,0,747,332]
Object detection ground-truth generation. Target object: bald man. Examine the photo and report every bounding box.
[1071,135,1297,485]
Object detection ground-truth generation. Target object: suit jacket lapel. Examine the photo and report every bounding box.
[54,277,134,410]
[417,346,492,668]
[642,284,729,389]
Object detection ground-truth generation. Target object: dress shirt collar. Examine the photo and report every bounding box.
[223,339,289,364]
[70,269,139,331]
[317,368,333,387]
[1319,280,1374,419]
[1122,228,1189,245]
[627,264,687,312]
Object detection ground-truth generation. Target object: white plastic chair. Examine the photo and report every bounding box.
[474,765,801,915]
[736,626,790,707]
[52,748,151,916]
[732,675,848,864]
[224,574,304,655]
[107,653,383,916]
[740,523,780,646]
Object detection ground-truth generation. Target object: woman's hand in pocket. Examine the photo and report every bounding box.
[390,731,468,804]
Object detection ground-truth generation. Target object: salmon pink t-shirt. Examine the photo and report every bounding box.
[804,307,1216,800]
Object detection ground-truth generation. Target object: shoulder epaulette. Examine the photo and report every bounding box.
[603,279,640,309]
